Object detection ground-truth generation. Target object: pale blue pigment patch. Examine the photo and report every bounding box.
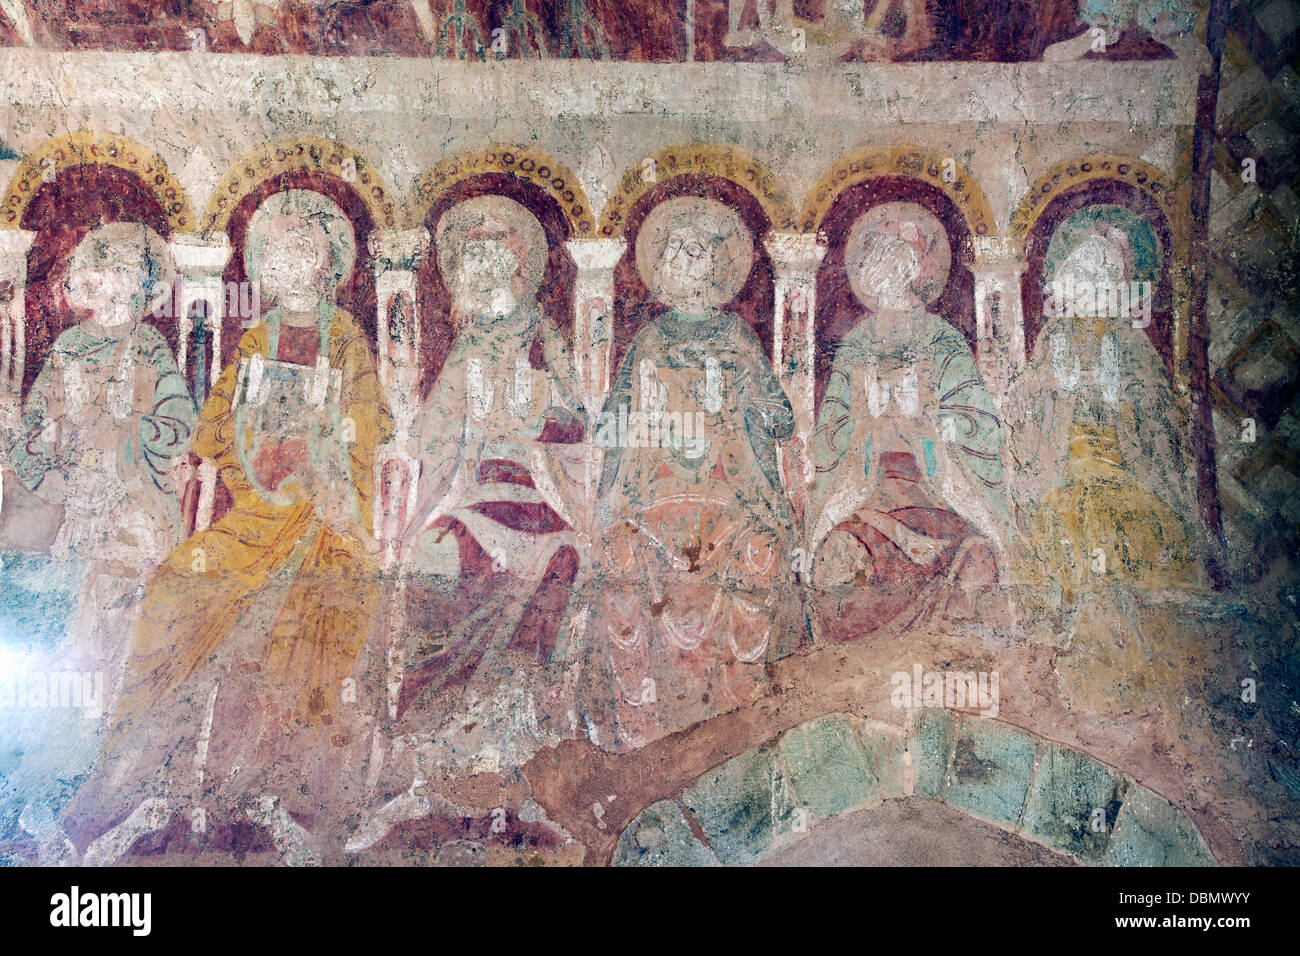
[0,553,85,654]
[942,720,1037,828]
[778,715,881,820]
[1020,744,1128,862]
[614,800,719,866]
[1103,785,1216,866]
[682,746,788,865]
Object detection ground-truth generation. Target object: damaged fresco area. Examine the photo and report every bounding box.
[0,0,1298,867]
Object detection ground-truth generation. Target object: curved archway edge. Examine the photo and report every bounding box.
[416,145,597,237]
[1,132,194,233]
[614,710,1217,867]
[202,137,398,236]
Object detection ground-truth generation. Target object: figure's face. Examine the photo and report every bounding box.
[656,227,715,309]
[1057,235,1128,318]
[259,222,331,305]
[64,264,114,314]
[853,234,921,307]
[453,237,520,317]
[65,240,151,325]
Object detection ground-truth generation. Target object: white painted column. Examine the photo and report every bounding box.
[565,236,625,413]
[970,236,1027,407]
[0,230,35,521]
[169,235,232,533]
[370,228,428,401]
[764,231,826,496]
[169,234,232,388]
[368,227,429,567]
[0,229,35,400]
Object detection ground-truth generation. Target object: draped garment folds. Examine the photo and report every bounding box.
[810,312,1008,640]
[9,319,195,567]
[1005,311,1199,600]
[596,309,802,748]
[62,304,392,848]
[394,305,586,726]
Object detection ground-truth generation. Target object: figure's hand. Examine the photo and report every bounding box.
[308,472,380,557]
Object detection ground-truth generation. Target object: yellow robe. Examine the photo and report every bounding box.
[107,307,393,754]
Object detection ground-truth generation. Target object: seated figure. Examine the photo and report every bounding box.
[60,191,393,865]
[6,222,194,571]
[1006,205,1199,620]
[392,196,587,755]
[809,203,1010,641]
[0,222,196,863]
[343,197,588,852]
[595,197,802,750]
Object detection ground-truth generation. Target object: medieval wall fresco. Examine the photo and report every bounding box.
[0,0,1297,867]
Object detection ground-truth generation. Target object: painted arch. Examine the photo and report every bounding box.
[1,132,194,232]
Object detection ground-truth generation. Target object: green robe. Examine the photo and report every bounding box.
[811,312,1008,549]
[9,320,196,562]
[599,308,795,531]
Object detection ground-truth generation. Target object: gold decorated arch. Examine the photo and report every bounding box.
[1010,154,1179,242]
[202,138,397,235]
[415,146,597,236]
[599,143,799,237]
[799,146,996,238]
[1011,152,1190,379]
[1,132,194,232]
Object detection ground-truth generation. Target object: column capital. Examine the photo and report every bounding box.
[369,227,429,273]
[565,236,626,271]
[169,233,231,275]
[970,236,1026,278]
[764,231,827,279]
[376,268,417,300]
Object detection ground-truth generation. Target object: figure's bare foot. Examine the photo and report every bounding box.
[82,797,171,866]
[345,781,432,854]
[1043,30,1102,62]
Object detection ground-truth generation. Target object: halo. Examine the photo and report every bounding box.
[244,189,357,292]
[636,197,755,309]
[1044,204,1162,287]
[435,195,548,293]
[844,202,952,307]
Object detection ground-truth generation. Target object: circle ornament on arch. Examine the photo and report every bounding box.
[845,201,952,308]
[636,197,755,310]
[434,194,549,294]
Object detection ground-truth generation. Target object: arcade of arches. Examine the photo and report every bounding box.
[0,17,1297,868]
